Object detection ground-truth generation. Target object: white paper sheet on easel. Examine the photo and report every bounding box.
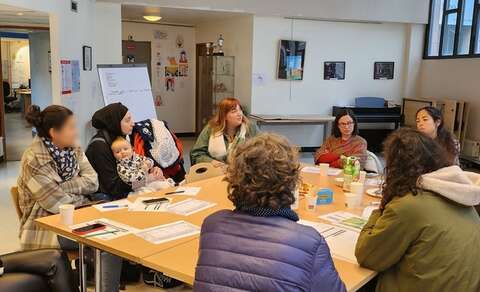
[135,221,200,244]
[298,220,359,264]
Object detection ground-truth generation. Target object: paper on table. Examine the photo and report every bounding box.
[167,199,217,216]
[319,211,368,232]
[135,220,200,244]
[70,218,138,240]
[129,197,171,212]
[298,220,359,264]
[301,166,342,176]
[169,187,201,196]
[92,199,132,212]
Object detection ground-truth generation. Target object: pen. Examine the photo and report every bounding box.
[102,204,129,209]
[85,230,118,238]
[165,190,185,195]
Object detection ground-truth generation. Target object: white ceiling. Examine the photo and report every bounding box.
[121,5,250,26]
[0,4,49,26]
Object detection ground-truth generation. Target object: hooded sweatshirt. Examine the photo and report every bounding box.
[86,103,131,199]
[355,166,480,292]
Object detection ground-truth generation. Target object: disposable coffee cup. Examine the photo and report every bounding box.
[350,182,364,195]
[59,204,74,226]
[306,195,317,212]
[359,171,367,183]
[344,192,361,209]
[319,163,329,177]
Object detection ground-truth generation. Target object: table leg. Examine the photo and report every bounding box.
[95,248,102,292]
[78,243,87,292]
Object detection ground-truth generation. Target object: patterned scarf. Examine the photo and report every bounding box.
[42,138,78,181]
[236,206,299,222]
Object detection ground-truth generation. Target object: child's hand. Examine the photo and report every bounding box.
[141,161,151,172]
[149,167,164,180]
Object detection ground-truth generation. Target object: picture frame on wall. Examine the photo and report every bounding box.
[324,61,345,80]
[277,40,306,81]
[374,62,394,80]
[83,45,92,71]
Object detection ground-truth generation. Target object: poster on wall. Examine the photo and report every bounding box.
[165,66,179,77]
[165,77,175,92]
[277,40,306,81]
[178,64,188,77]
[179,50,188,63]
[155,94,163,107]
[61,60,72,95]
[374,62,394,80]
[324,62,345,80]
[154,30,168,40]
[71,60,81,92]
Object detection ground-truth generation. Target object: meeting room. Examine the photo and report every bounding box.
[0,0,479,292]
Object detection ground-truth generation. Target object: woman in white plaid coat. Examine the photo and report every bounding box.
[17,105,98,250]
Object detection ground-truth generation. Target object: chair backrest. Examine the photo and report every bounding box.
[185,162,224,184]
[10,186,23,219]
[364,150,384,175]
[3,81,10,98]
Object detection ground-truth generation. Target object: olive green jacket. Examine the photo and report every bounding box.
[190,122,258,165]
[355,166,480,292]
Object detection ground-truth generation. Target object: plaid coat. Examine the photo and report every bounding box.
[17,136,98,250]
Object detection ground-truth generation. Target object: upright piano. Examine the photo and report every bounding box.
[332,105,402,153]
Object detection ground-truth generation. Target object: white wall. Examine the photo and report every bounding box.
[2,0,123,146]
[251,17,408,116]
[29,31,52,110]
[99,0,430,24]
[122,22,196,133]
[418,59,480,141]
[195,15,254,112]
[1,39,30,88]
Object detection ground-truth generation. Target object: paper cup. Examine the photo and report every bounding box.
[350,182,364,195]
[306,196,317,212]
[59,204,74,226]
[344,193,361,209]
[319,163,329,176]
[359,171,367,183]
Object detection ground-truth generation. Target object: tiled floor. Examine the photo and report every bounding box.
[5,112,33,161]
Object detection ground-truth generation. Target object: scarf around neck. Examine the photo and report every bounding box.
[236,206,299,222]
[208,123,247,161]
[42,138,78,181]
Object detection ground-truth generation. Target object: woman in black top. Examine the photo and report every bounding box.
[86,103,134,199]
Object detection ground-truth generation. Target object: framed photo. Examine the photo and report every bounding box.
[374,62,394,80]
[83,46,92,71]
[324,61,345,80]
[277,40,306,81]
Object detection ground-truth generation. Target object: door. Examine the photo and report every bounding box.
[0,38,6,161]
[195,43,213,134]
[122,40,152,80]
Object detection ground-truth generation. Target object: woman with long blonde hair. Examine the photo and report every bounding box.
[190,97,258,166]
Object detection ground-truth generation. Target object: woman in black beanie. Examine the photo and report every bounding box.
[86,103,134,199]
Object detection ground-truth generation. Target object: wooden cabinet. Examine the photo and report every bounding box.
[402,98,470,149]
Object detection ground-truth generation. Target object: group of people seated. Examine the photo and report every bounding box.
[5,96,479,291]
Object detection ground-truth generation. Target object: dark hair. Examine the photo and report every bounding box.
[25,105,74,138]
[225,133,300,210]
[416,106,458,164]
[381,128,449,210]
[333,109,359,138]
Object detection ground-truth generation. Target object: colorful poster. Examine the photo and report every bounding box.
[61,60,72,95]
[178,64,188,77]
[179,50,188,63]
[71,60,81,93]
[165,77,175,92]
[165,66,179,77]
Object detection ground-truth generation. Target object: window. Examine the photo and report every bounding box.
[425,0,480,58]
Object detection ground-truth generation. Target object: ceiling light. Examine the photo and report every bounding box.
[143,15,162,22]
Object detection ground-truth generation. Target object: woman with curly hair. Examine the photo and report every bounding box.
[416,106,460,165]
[355,128,480,292]
[194,133,345,292]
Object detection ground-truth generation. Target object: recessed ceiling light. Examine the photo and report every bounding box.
[17,12,24,16]
[143,15,162,22]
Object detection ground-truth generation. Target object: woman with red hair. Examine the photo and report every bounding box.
[190,98,258,166]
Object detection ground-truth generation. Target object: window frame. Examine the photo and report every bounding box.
[424,0,480,59]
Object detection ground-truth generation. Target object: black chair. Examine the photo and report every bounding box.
[3,81,16,104]
[0,249,77,292]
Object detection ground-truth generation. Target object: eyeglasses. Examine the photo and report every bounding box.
[339,122,354,127]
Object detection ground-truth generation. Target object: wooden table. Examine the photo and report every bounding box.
[15,88,32,115]
[36,171,378,292]
[142,173,378,291]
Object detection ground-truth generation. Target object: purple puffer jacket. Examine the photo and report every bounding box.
[194,210,346,292]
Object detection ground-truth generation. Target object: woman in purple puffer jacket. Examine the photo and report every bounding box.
[194,133,346,292]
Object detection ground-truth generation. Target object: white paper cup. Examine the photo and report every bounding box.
[59,204,74,226]
[306,196,317,212]
[350,182,364,195]
[319,163,329,176]
[359,171,367,183]
[344,192,361,209]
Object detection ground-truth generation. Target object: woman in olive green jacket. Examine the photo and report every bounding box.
[355,128,480,292]
[190,98,258,166]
